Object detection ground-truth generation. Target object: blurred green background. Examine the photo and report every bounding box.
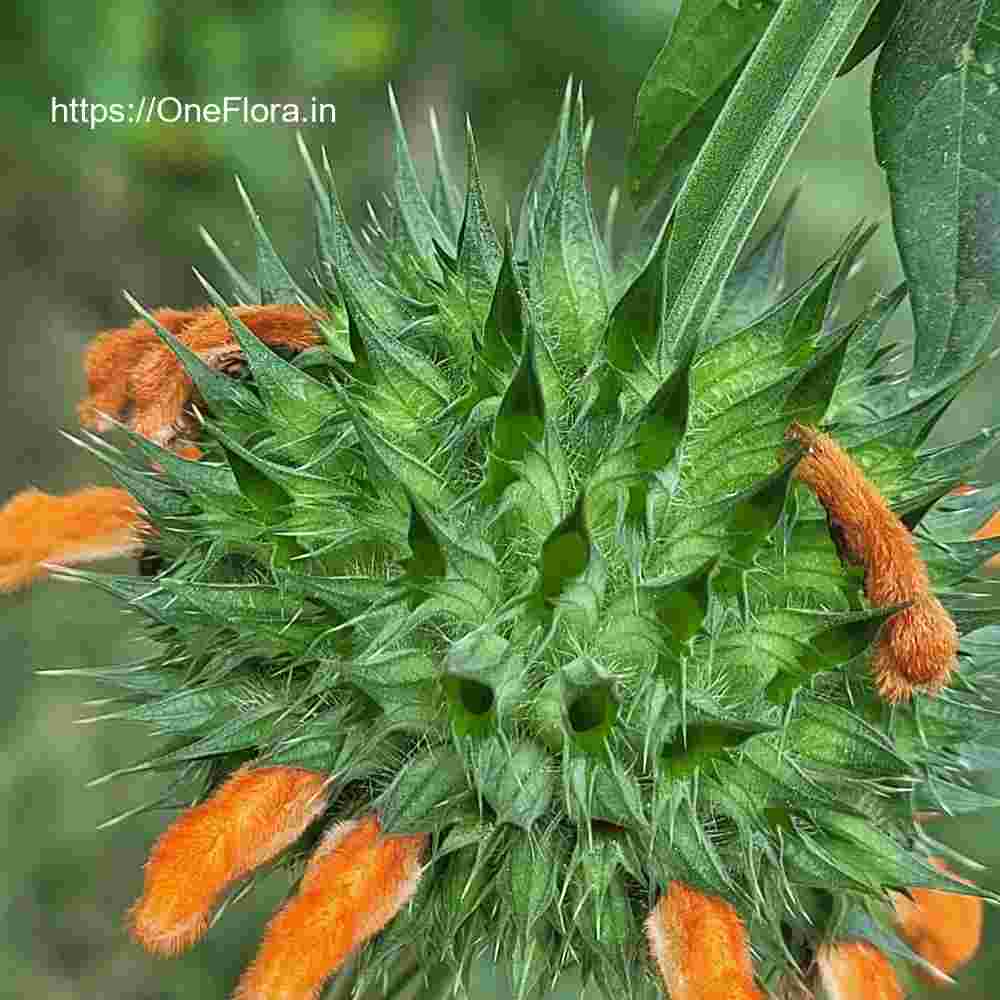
[1,2,998,997]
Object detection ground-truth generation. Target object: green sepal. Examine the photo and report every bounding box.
[559,657,620,756]
[783,695,910,777]
[122,290,263,435]
[563,753,646,831]
[482,326,548,504]
[642,556,717,659]
[199,225,257,305]
[506,834,563,935]
[474,740,554,831]
[516,77,573,261]
[648,791,734,898]
[709,188,798,346]
[345,648,440,711]
[456,119,503,334]
[661,714,776,782]
[442,629,523,737]
[479,221,528,378]
[532,86,610,365]
[377,747,473,835]
[234,175,310,306]
[388,84,454,277]
[428,107,464,243]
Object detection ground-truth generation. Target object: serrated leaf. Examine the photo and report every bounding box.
[628,0,778,208]
[872,1,1000,392]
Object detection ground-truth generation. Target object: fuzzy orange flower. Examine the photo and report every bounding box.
[78,303,322,448]
[787,422,958,701]
[645,881,764,1000]
[0,486,145,592]
[817,941,903,1000]
[234,814,427,1000]
[129,764,329,956]
[892,857,983,984]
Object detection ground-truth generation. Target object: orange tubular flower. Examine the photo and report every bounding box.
[787,422,958,702]
[892,858,984,984]
[234,814,427,1000]
[129,765,329,957]
[645,881,764,1000]
[78,303,322,448]
[0,486,145,592]
[817,942,903,1000]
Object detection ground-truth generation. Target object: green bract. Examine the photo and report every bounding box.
[63,83,1000,999]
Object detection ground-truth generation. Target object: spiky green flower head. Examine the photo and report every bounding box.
[64,80,1000,998]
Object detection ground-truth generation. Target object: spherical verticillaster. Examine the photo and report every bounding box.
[1,85,997,1000]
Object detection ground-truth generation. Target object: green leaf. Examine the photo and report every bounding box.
[872,1,1000,391]
[838,0,904,74]
[659,0,879,370]
[628,0,778,208]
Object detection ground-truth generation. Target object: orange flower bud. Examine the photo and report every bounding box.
[893,858,983,983]
[129,765,329,956]
[0,486,145,592]
[817,941,903,1000]
[78,308,197,432]
[234,814,427,1000]
[645,881,764,1000]
[79,304,322,449]
[787,422,957,701]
